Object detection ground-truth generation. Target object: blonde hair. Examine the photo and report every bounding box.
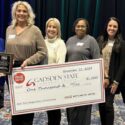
[11,1,35,27]
[46,18,61,38]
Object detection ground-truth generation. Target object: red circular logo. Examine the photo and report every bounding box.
[14,73,25,84]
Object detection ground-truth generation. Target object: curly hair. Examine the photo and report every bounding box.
[11,1,35,27]
[72,18,90,34]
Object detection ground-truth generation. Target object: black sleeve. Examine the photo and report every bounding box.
[115,40,125,83]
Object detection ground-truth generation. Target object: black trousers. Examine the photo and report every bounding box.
[11,61,34,125]
[0,77,5,108]
[0,84,4,108]
[119,86,125,103]
[67,105,92,125]
[99,88,115,125]
[12,113,34,125]
[47,109,61,125]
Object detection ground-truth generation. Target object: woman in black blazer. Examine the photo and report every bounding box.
[97,17,125,125]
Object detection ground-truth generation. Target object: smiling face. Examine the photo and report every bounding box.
[107,20,118,39]
[75,20,87,39]
[46,20,58,39]
[15,4,29,25]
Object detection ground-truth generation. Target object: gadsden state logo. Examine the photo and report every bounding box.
[26,79,35,86]
[14,73,25,84]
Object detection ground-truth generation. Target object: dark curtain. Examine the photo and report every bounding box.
[0,0,13,39]
[0,0,125,42]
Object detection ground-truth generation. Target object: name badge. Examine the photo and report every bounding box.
[76,42,84,46]
[8,35,16,39]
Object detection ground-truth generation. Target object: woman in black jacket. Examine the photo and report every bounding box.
[97,17,125,125]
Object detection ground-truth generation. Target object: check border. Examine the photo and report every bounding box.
[9,58,105,115]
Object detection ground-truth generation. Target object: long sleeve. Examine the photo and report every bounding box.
[56,40,67,64]
[114,41,125,83]
[6,25,47,65]
[25,27,47,65]
[45,38,66,64]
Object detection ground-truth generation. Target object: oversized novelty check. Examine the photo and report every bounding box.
[9,59,104,115]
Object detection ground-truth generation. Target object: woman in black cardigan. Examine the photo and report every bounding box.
[97,17,125,125]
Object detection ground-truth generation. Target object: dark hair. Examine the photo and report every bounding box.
[103,17,121,40]
[72,18,90,34]
[98,17,122,53]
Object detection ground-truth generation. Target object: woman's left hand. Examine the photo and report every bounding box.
[110,83,118,94]
[0,73,6,77]
[21,60,28,69]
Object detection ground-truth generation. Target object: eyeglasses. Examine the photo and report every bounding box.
[75,25,87,29]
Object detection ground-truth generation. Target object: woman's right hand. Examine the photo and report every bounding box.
[103,79,109,88]
[21,60,28,69]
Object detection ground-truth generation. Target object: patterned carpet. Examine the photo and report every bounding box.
[0,83,125,125]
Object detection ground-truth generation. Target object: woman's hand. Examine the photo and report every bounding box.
[21,60,28,69]
[103,78,109,88]
[0,73,6,77]
[110,83,118,94]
